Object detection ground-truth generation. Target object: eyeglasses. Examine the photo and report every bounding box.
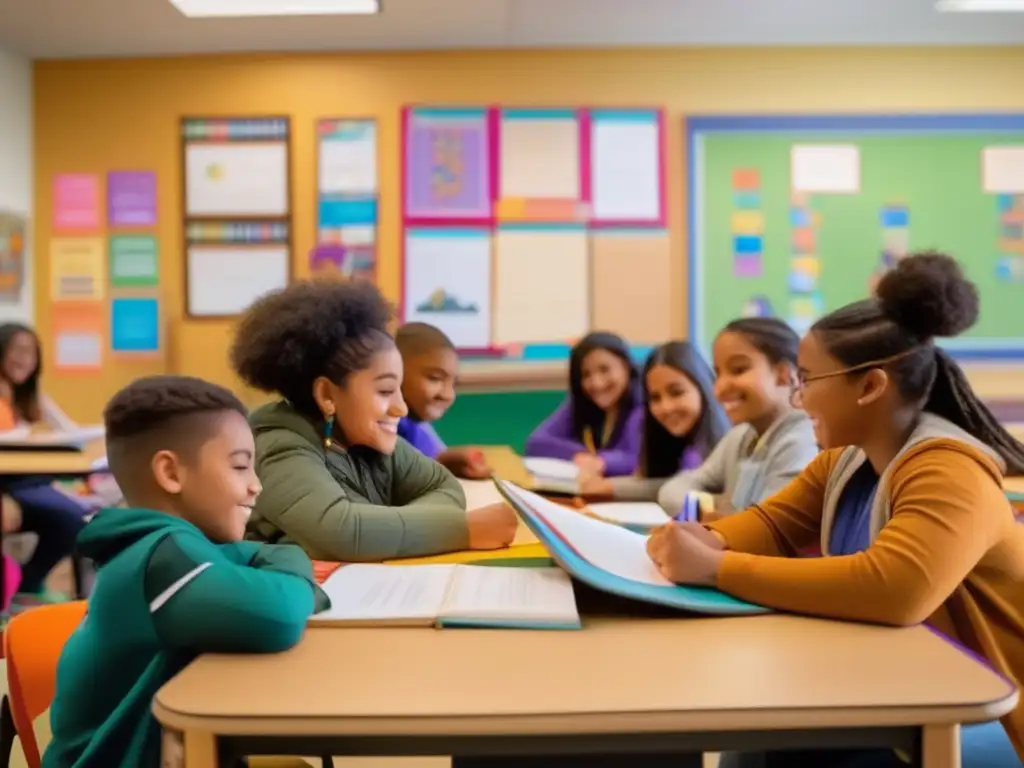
[789,348,921,408]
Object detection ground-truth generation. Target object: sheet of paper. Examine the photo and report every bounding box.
[459,479,505,509]
[982,146,1024,193]
[50,238,106,301]
[590,113,661,222]
[185,142,288,217]
[319,121,377,194]
[444,565,578,622]
[503,483,672,587]
[587,502,669,527]
[313,564,455,624]
[791,144,860,194]
[499,112,580,200]
[523,457,580,482]
[187,245,290,317]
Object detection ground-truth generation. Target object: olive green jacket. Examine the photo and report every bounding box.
[246,401,469,562]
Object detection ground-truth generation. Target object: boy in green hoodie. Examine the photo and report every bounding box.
[43,375,329,768]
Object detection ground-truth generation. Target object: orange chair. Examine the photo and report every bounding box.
[1,601,87,768]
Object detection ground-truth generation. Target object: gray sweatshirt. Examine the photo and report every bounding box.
[612,409,818,515]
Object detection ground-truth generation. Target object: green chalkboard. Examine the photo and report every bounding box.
[689,115,1024,359]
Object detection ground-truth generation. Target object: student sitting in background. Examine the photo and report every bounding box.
[0,322,88,607]
[231,280,518,562]
[525,331,643,478]
[44,375,327,768]
[581,341,729,500]
[648,253,1024,767]
[395,321,491,479]
[655,318,818,521]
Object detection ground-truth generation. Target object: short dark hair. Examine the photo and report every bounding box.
[230,279,394,418]
[104,376,248,492]
[812,251,1024,475]
[639,341,730,478]
[719,317,800,367]
[395,322,455,358]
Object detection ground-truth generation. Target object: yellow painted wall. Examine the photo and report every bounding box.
[33,47,1024,421]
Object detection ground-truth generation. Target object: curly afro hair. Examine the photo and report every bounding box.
[813,251,1024,474]
[230,279,395,417]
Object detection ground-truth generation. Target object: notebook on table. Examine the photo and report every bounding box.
[586,501,670,530]
[522,456,580,495]
[494,479,770,617]
[312,563,581,629]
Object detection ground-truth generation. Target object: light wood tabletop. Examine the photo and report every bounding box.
[153,615,1017,767]
[478,445,536,488]
[1005,475,1024,495]
[0,440,105,476]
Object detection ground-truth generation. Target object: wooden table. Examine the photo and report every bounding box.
[1005,475,1024,495]
[478,445,536,488]
[0,440,105,476]
[153,615,1016,767]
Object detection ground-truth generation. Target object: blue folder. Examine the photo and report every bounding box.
[494,480,770,617]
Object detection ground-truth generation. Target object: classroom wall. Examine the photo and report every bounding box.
[33,47,1024,424]
[0,47,33,323]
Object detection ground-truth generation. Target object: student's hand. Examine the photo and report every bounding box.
[646,523,726,586]
[466,502,519,550]
[439,448,492,480]
[578,476,614,497]
[573,452,605,475]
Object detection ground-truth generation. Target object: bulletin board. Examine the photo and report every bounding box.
[46,170,163,374]
[400,106,669,362]
[687,114,1024,360]
[312,117,378,281]
[181,117,293,318]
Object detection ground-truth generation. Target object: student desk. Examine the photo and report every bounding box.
[152,615,1016,768]
[0,441,105,477]
[477,445,536,488]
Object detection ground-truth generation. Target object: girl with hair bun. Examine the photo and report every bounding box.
[647,252,1024,766]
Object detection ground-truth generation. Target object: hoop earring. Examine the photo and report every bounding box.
[323,412,335,449]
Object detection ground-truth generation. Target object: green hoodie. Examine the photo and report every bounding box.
[43,508,327,768]
[246,400,469,562]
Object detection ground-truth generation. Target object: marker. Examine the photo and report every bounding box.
[673,493,700,523]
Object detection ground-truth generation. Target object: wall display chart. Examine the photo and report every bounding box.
[401,106,668,361]
[0,211,27,305]
[47,170,162,373]
[182,117,292,317]
[688,114,1024,360]
[312,118,378,281]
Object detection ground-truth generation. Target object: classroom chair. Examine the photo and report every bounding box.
[0,600,87,768]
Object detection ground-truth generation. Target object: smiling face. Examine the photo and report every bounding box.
[330,346,409,454]
[152,410,262,543]
[645,364,703,438]
[580,348,631,412]
[712,331,792,433]
[401,346,458,423]
[2,330,39,386]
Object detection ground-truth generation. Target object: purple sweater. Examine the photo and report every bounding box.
[524,399,643,477]
[397,417,446,459]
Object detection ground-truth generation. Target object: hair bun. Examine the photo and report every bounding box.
[875,251,979,340]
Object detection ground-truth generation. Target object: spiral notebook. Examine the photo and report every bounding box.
[494,479,770,617]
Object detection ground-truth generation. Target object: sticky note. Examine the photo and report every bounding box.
[733,192,761,210]
[880,207,909,228]
[734,254,762,278]
[791,228,816,253]
[733,235,762,255]
[730,211,764,235]
[732,169,760,191]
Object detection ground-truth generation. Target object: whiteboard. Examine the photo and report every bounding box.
[590,116,661,222]
[187,245,289,317]
[186,142,288,216]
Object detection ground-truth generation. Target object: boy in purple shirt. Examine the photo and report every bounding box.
[395,323,490,479]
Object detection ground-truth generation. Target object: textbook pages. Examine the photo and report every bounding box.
[522,456,580,495]
[495,479,769,617]
[313,563,580,629]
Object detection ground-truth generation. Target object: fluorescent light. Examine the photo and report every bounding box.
[936,0,1024,11]
[169,0,379,17]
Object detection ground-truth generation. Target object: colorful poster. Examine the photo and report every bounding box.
[308,243,376,281]
[53,174,101,231]
[405,108,491,220]
[108,171,157,227]
[318,120,377,194]
[0,211,27,303]
[111,296,160,353]
[50,238,106,300]
[52,301,104,373]
[109,235,159,287]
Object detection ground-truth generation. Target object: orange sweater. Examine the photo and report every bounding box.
[709,438,1024,758]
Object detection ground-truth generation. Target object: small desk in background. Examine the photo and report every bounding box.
[153,615,1017,768]
[0,440,106,477]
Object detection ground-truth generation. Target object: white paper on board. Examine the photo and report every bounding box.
[187,246,289,317]
[791,144,860,194]
[185,143,288,217]
[982,146,1024,194]
[591,118,661,221]
[500,117,580,200]
[404,230,492,348]
[55,333,102,369]
[319,126,378,194]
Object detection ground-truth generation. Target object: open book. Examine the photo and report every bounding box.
[494,479,769,617]
[522,456,579,495]
[586,501,670,528]
[0,425,106,451]
[312,563,580,629]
